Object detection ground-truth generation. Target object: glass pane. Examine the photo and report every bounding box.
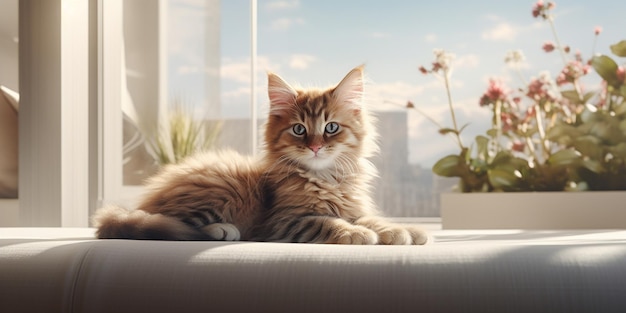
[122,0,252,186]
[255,1,624,217]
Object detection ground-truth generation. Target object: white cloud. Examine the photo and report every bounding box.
[481,22,518,41]
[454,54,480,69]
[221,56,281,83]
[482,13,546,43]
[289,54,317,70]
[266,0,300,10]
[177,66,219,77]
[366,80,438,110]
[270,17,305,31]
[424,33,437,42]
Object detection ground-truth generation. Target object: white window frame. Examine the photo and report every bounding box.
[99,0,169,209]
[18,0,92,227]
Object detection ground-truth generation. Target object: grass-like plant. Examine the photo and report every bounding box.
[149,103,222,165]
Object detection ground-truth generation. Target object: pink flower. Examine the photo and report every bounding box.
[532,0,555,19]
[431,62,442,73]
[542,41,555,52]
[526,72,561,102]
[532,0,544,18]
[480,79,509,106]
[617,66,625,83]
[556,60,590,86]
[511,140,526,152]
[501,112,519,133]
[594,26,603,36]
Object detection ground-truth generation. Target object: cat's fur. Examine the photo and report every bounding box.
[93,66,429,245]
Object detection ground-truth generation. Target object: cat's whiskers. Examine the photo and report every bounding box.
[258,154,290,188]
[271,154,301,179]
[335,154,358,178]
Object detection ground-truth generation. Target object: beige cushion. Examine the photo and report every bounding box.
[0,86,18,198]
[2,227,626,312]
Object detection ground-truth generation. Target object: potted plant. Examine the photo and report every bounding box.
[412,1,626,229]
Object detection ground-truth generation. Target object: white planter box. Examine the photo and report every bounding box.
[441,191,626,229]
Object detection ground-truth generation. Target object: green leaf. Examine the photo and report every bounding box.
[488,168,521,190]
[573,135,603,159]
[582,159,605,174]
[614,100,626,116]
[475,135,489,159]
[490,151,513,167]
[609,142,626,158]
[546,123,579,144]
[547,149,581,166]
[591,55,620,87]
[438,128,459,135]
[561,90,582,104]
[582,92,596,104]
[621,85,626,99]
[610,40,626,57]
[590,121,623,144]
[432,155,463,177]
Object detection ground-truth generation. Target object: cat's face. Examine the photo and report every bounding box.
[264,66,373,172]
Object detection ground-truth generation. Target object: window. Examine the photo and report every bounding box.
[109,0,452,217]
[13,1,624,227]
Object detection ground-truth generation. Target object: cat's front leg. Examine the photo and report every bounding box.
[272,216,378,244]
[355,216,429,245]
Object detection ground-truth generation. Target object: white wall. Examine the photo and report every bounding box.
[0,0,18,91]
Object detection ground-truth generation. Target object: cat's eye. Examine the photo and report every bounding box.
[325,122,340,134]
[292,123,306,136]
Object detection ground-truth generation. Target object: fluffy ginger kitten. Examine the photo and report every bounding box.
[93,66,429,245]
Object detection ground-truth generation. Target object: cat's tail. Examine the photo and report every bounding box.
[92,205,202,240]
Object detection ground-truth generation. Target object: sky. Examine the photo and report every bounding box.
[167,0,625,167]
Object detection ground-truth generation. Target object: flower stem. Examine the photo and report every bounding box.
[534,102,551,159]
[515,67,528,86]
[548,15,584,102]
[494,100,503,153]
[548,16,568,66]
[386,100,445,130]
[443,70,465,150]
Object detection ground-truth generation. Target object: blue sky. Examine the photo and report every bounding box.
[169,0,625,166]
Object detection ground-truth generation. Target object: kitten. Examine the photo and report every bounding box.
[93,66,429,245]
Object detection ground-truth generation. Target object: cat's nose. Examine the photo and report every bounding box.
[309,145,322,153]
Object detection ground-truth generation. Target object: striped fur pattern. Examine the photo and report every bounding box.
[93,66,429,245]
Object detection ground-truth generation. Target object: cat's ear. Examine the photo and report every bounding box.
[333,65,364,112]
[268,72,297,117]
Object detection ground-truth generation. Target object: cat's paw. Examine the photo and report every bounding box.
[202,223,241,241]
[332,225,378,245]
[404,225,430,245]
[377,226,413,245]
[377,225,430,245]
